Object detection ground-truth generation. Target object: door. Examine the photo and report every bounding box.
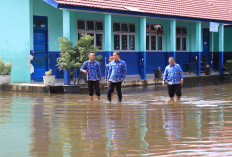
[33,16,48,81]
[203,29,211,67]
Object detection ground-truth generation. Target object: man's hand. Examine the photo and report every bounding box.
[99,80,101,84]
[81,70,87,74]
[106,80,109,86]
[180,79,184,85]
[162,81,165,88]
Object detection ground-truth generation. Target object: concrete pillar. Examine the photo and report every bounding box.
[196,22,202,76]
[170,20,176,59]
[219,24,224,75]
[104,14,113,63]
[139,17,146,80]
[63,9,71,85]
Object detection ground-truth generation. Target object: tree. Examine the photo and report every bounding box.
[57,34,102,85]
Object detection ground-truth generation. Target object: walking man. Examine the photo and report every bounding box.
[107,52,127,102]
[81,52,101,101]
[162,57,184,101]
[105,55,114,97]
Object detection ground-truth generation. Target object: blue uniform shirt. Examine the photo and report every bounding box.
[163,63,183,85]
[80,60,101,81]
[107,59,127,82]
[105,63,111,81]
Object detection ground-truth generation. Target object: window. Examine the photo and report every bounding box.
[33,17,47,28]
[146,24,163,51]
[113,22,136,51]
[77,20,104,50]
[176,27,187,51]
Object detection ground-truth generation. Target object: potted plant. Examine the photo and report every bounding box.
[57,34,102,93]
[0,57,12,84]
[224,59,232,78]
[43,69,55,86]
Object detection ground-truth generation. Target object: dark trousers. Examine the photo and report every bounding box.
[168,84,182,97]
[88,80,100,96]
[107,81,122,101]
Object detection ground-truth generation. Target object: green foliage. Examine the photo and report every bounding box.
[224,59,232,77]
[57,34,102,84]
[0,58,12,75]
[45,69,52,76]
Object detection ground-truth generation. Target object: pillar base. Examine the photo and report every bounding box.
[219,51,224,75]
[140,51,146,80]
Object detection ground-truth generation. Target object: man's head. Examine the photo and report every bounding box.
[113,52,120,61]
[168,57,175,66]
[109,55,114,62]
[88,52,95,61]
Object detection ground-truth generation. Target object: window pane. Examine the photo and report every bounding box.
[87,21,94,30]
[113,23,120,32]
[114,35,120,50]
[146,36,150,50]
[155,24,163,34]
[129,35,135,50]
[182,27,187,35]
[176,37,181,51]
[182,37,187,50]
[96,22,103,31]
[78,20,85,30]
[78,33,83,40]
[157,36,162,50]
[122,35,128,50]
[33,18,47,28]
[122,24,128,32]
[176,27,181,35]
[96,34,102,50]
[129,24,135,32]
[146,25,150,33]
[150,25,157,34]
[87,33,94,45]
[151,36,156,50]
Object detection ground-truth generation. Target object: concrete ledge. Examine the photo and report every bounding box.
[0,74,226,93]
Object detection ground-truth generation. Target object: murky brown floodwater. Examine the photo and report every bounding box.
[0,81,232,157]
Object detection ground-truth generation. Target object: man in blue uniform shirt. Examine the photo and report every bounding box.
[105,55,114,97]
[162,57,184,101]
[81,52,101,101]
[107,52,127,102]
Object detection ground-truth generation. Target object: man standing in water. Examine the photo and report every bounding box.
[105,55,114,96]
[107,52,127,102]
[162,57,184,101]
[81,52,101,101]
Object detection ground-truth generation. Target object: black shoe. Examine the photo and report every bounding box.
[118,99,122,102]
[107,98,111,102]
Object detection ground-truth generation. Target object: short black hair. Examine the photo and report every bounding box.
[169,56,175,60]
[88,52,95,57]
[113,51,120,56]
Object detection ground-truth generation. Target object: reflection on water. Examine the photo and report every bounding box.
[0,81,232,156]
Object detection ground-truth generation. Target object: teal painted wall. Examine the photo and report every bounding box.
[33,0,63,51]
[0,0,32,82]
[224,27,232,52]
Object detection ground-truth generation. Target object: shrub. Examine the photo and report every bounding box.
[0,58,12,75]
[224,59,232,77]
[45,69,52,76]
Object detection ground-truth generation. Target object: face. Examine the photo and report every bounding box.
[113,53,119,61]
[109,56,114,62]
[169,58,175,66]
[89,53,95,60]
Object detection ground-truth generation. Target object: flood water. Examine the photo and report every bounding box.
[0,81,232,157]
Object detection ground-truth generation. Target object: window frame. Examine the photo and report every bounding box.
[176,26,188,52]
[113,22,136,52]
[77,19,104,51]
[146,24,164,52]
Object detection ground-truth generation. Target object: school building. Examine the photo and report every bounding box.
[1,0,232,84]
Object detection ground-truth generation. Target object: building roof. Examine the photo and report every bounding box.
[46,0,232,23]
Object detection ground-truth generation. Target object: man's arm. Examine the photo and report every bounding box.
[122,62,127,80]
[80,61,87,73]
[97,62,101,81]
[179,65,184,85]
[107,63,112,81]
[162,67,168,87]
